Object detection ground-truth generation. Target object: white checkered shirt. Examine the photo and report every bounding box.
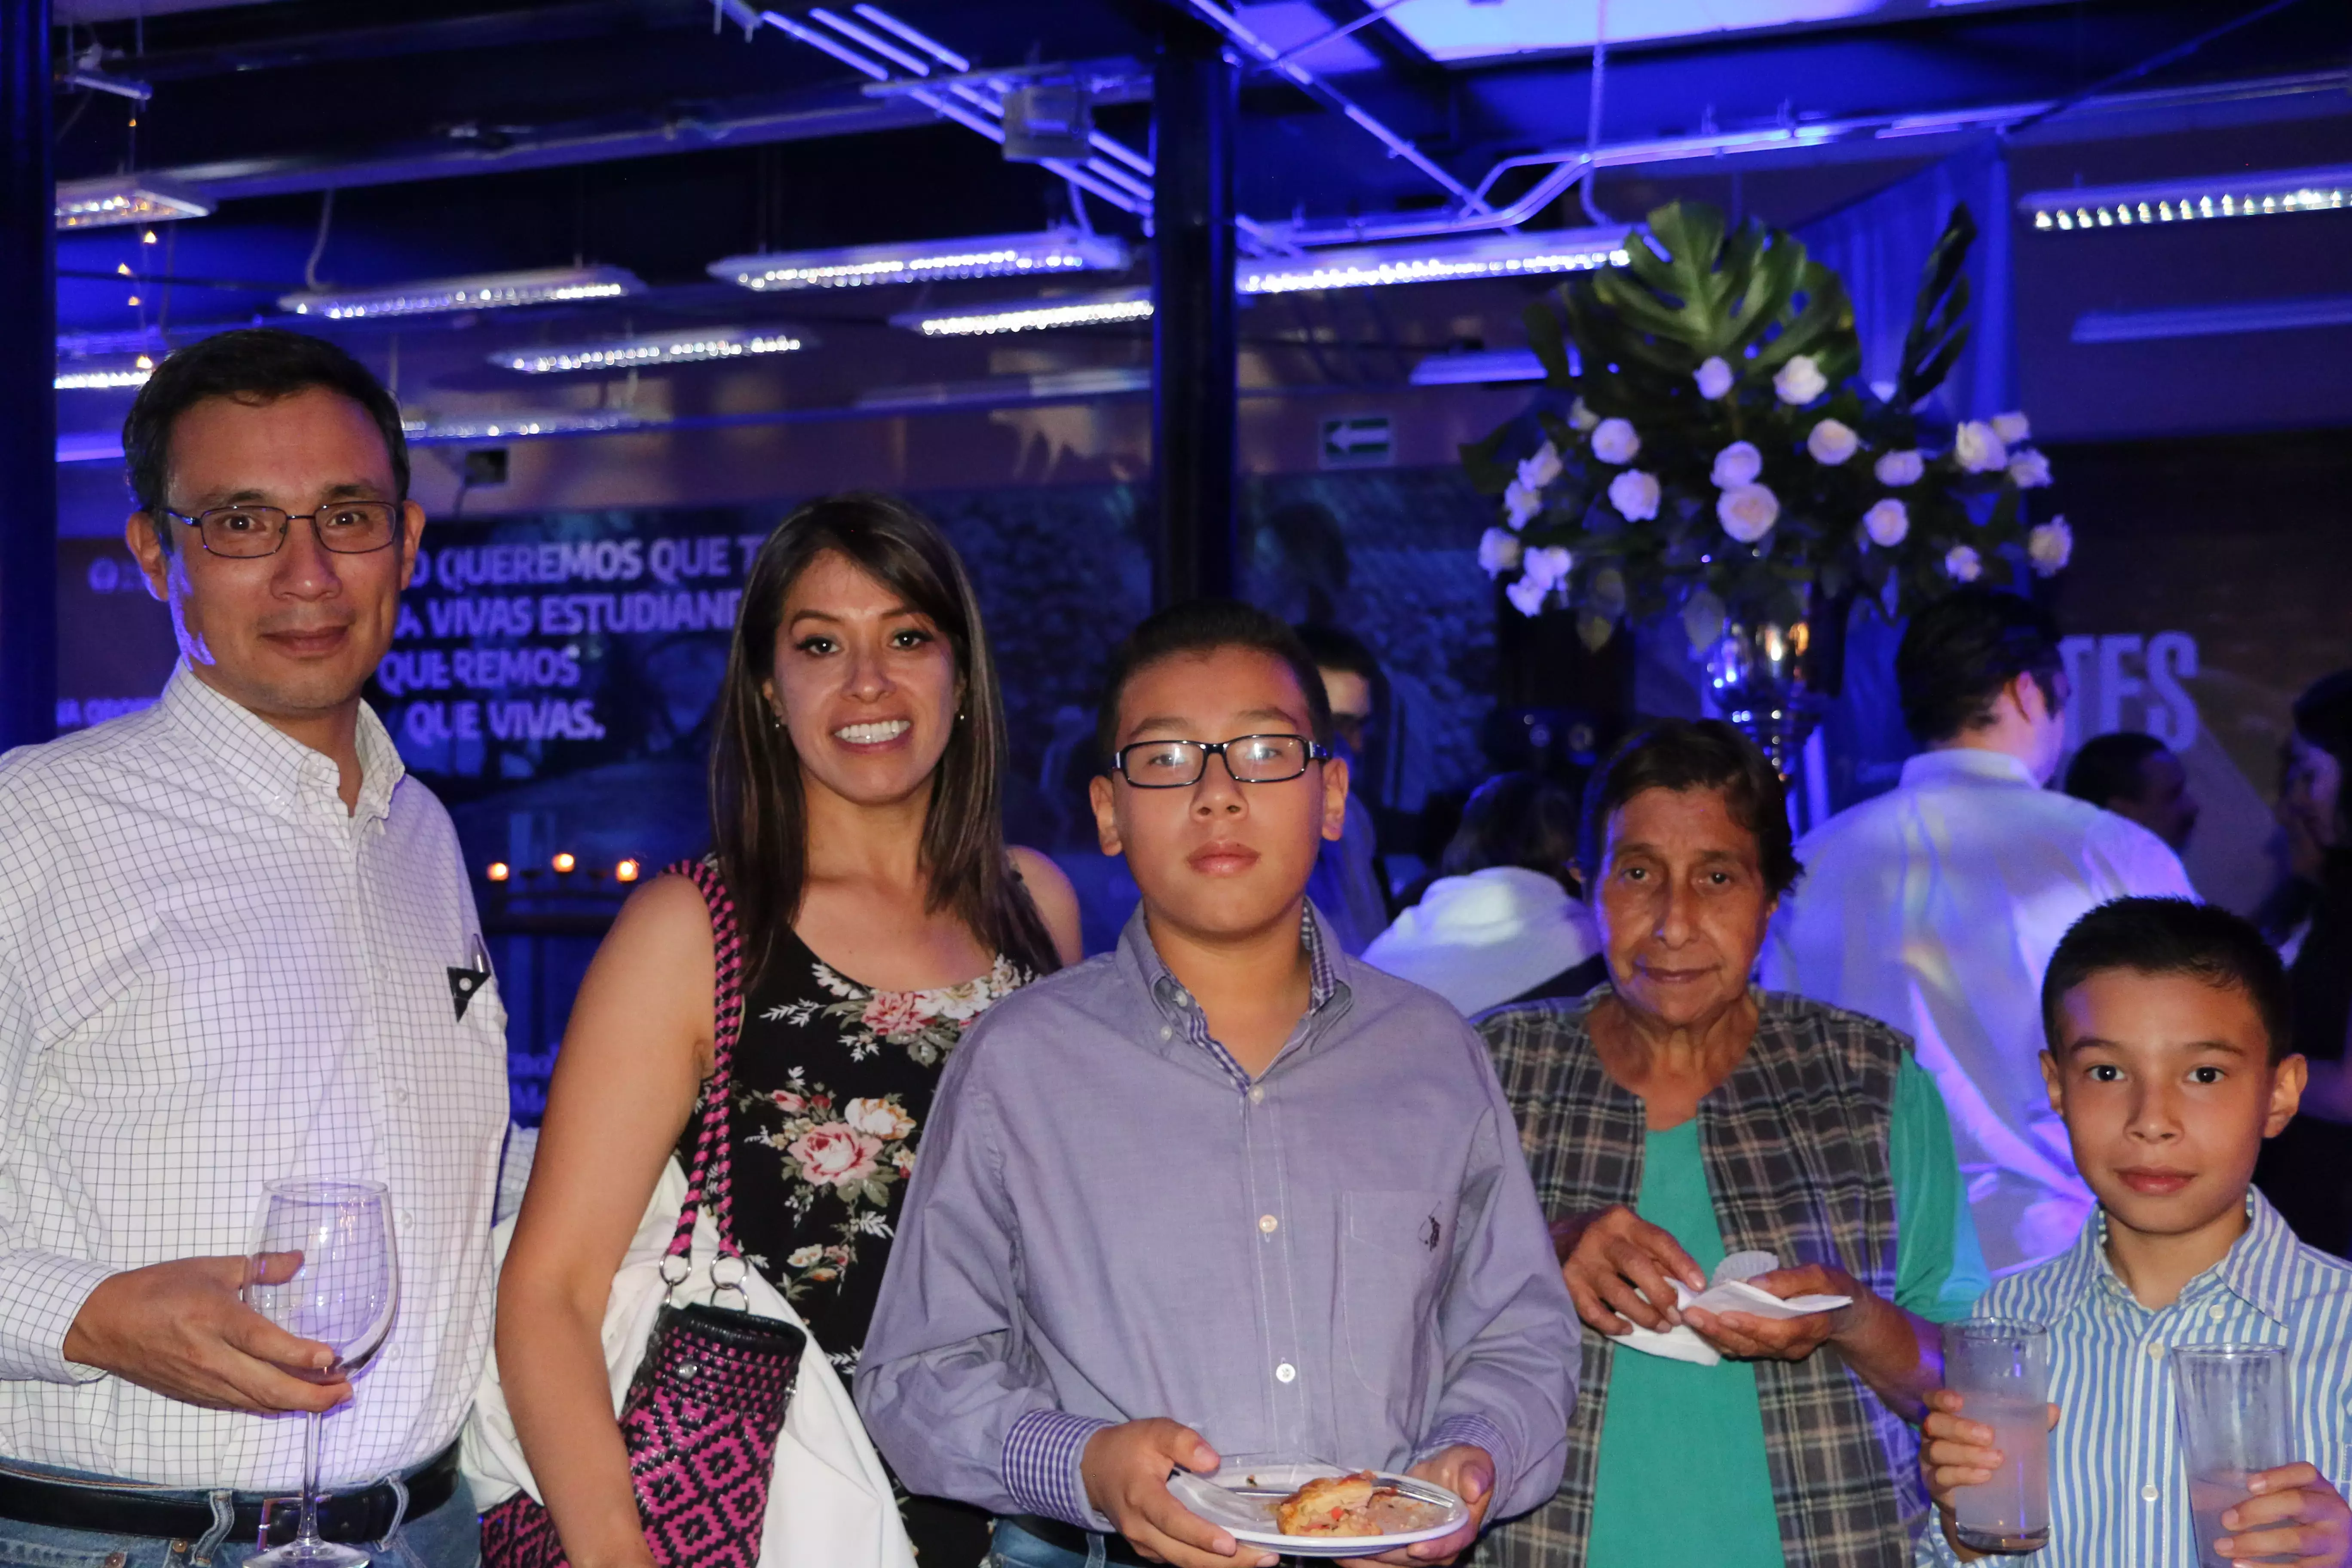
[0,665,508,1489]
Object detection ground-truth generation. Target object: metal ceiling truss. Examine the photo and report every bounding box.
[738,3,2352,256]
[713,2,1158,224]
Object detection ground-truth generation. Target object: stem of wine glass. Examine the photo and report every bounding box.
[298,1409,325,1547]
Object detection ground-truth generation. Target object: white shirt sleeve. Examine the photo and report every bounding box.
[2090,816,2197,903]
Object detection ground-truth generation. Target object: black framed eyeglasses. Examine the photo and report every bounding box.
[1109,733,1332,789]
[164,502,402,558]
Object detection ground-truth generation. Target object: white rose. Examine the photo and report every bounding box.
[1773,354,1827,405]
[1607,469,1661,522]
[1991,410,2031,445]
[1862,498,1910,548]
[1517,440,1563,491]
[1477,527,1523,578]
[1711,440,1763,488]
[1694,356,1734,400]
[1953,420,2009,473]
[2007,448,2052,489]
[1944,543,1983,582]
[1523,545,1574,590]
[1590,417,1641,465]
[1807,418,1860,466]
[1505,573,1553,618]
[1717,483,1780,544]
[1874,448,1925,487]
[1504,480,1542,531]
[845,1096,916,1140]
[1568,396,1599,432]
[2028,517,2073,576]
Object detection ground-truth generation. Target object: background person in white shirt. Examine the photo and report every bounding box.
[1761,588,2194,1277]
[1363,771,1604,1015]
[0,329,505,1567]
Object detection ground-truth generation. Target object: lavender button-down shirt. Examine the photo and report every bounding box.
[855,904,1577,1532]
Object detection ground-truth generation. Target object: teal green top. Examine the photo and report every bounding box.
[1584,1057,1988,1567]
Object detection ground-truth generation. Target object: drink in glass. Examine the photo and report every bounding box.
[2173,1344,2291,1568]
[245,1179,400,1568]
[1942,1318,2052,1553]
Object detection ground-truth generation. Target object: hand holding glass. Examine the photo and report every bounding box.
[244,1180,400,1568]
[2173,1344,2293,1568]
[1942,1319,2053,1554]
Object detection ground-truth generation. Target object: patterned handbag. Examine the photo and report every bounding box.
[482,859,806,1568]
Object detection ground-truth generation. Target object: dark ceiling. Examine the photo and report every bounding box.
[45,0,2352,408]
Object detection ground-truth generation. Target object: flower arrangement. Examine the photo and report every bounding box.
[1466,201,2065,653]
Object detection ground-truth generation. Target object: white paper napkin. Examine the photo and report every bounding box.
[1611,1251,1851,1367]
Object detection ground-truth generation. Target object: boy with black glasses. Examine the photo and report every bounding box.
[858,600,1574,1568]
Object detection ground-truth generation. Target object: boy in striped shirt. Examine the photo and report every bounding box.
[1918,897,2352,1566]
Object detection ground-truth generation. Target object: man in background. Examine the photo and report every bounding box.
[1761,588,2195,1275]
[1295,623,1390,953]
[2063,729,2200,852]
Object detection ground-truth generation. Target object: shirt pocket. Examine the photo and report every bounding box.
[1337,1189,1453,1413]
[462,970,509,1047]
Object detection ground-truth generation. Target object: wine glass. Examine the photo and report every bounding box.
[244,1179,401,1568]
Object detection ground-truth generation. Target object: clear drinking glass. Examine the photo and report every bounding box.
[2173,1344,2294,1568]
[244,1179,401,1568]
[1942,1318,2053,1554]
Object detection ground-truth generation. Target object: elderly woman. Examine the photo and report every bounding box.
[1477,720,1986,1568]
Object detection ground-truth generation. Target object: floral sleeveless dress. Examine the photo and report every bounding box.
[725,921,1030,1567]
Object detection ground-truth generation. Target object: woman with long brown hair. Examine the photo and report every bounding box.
[497,494,1081,1568]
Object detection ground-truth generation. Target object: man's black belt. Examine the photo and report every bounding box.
[0,1441,461,1546]
[1007,1513,1161,1568]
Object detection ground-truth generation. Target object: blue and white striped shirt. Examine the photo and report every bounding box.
[1918,1189,2352,1567]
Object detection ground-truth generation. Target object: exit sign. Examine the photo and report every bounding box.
[1320,413,1393,469]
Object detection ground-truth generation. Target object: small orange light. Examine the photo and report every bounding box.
[551,851,577,874]
[116,262,132,276]
[126,295,141,306]
[615,858,641,883]
[141,230,158,244]
[487,861,510,882]
[134,354,153,370]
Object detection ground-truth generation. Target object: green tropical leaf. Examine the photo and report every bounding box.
[1895,205,1975,410]
[1460,426,1515,494]
[1523,296,1574,386]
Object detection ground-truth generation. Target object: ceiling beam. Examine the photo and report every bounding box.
[95,0,705,80]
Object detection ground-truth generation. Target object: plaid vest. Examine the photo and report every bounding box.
[1476,988,1926,1568]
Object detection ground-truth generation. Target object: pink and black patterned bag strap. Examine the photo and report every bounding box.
[664,855,747,1269]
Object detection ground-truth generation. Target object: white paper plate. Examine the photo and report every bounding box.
[1167,1463,1468,1558]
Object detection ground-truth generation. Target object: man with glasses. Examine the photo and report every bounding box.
[0,330,503,1565]
[858,599,1573,1568]
[1761,587,2196,1275]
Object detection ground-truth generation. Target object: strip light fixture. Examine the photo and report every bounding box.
[54,355,156,390]
[491,326,811,374]
[1409,347,1548,386]
[403,409,648,442]
[2072,295,2352,344]
[1237,227,1631,295]
[281,265,646,321]
[855,365,1150,412]
[54,175,214,230]
[891,288,1153,337]
[710,228,1128,292]
[2020,165,2352,232]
